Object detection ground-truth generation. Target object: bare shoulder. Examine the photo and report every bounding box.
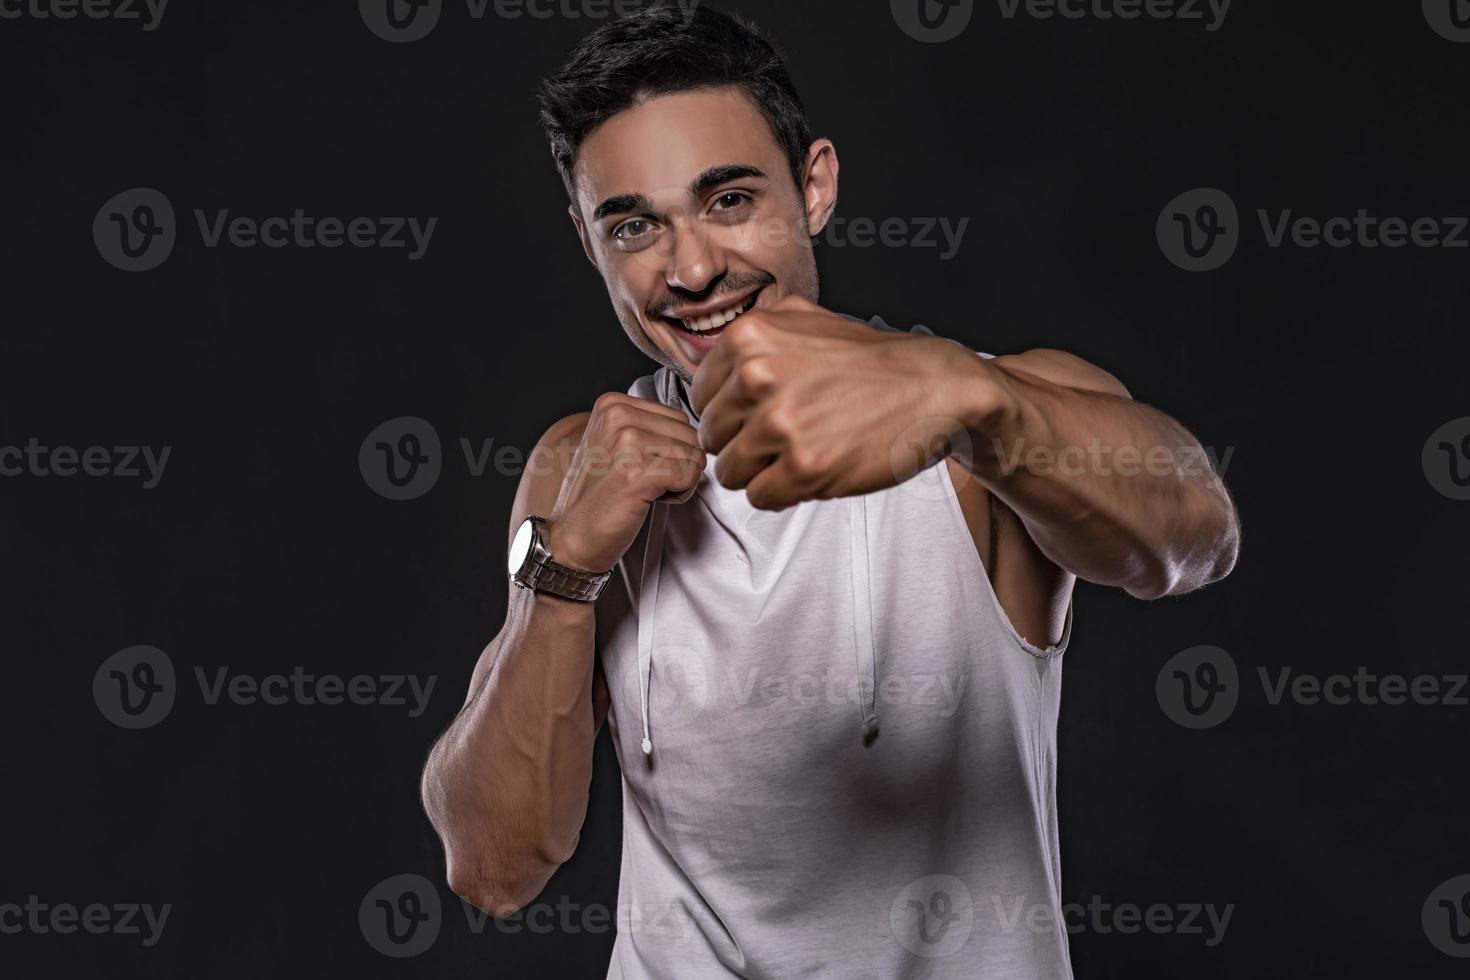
[990,348,1132,400]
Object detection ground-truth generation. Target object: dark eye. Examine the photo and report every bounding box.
[613,218,656,241]
[711,192,751,212]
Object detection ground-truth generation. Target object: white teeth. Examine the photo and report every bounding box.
[681,296,753,333]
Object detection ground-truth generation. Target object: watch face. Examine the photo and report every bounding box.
[507,517,536,575]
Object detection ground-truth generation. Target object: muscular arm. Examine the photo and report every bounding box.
[948,347,1240,600]
[419,412,609,918]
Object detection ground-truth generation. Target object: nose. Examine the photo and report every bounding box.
[662,214,726,295]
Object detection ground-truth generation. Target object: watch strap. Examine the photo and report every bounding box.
[512,517,611,602]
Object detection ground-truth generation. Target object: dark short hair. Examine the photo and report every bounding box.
[537,5,813,203]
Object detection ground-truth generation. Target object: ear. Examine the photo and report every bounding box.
[800,139,840,238]
[568,205,597,268]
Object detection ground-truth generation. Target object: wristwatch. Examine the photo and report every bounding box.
[507,516,612,602]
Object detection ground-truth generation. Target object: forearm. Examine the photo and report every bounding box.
[421,585,598,915]
[952,356,1238,598]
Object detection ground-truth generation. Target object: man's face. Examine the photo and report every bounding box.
[570,86,836,384]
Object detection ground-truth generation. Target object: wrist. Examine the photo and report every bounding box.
[542,518,604,574]
[940,347,1024,477]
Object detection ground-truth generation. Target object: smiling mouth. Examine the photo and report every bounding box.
[663,290,761,339]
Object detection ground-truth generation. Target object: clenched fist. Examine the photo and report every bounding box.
[690,295,1013,510]
[545,392,706,572]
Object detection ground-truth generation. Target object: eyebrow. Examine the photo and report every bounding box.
[591,164,769,223]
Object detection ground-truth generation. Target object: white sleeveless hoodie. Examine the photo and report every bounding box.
[594,316,1074,979]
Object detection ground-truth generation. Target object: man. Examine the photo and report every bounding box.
[420,6,1239,978]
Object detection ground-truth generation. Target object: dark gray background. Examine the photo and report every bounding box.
[2,0,1468,976]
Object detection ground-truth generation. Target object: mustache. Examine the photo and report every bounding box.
[647,273,773,319]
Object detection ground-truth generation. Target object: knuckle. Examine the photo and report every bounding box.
[600,403,635,431]
[725,316,764,347]
[788,446,822,480]
[735,358,775,396]
[610,427,647,466]
[592,392,624,415]
[764,403,799,440]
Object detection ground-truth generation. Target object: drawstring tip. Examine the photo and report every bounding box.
[640,737,652,755]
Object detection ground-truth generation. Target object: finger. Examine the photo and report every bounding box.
[654,455,708,504]
[598,402,702,450]
[690,315,771,417]
[597,391,694,426]
[690,342,735,421]
[697,359,772,454]
[620,412,702,451]
[744,454,819,511]
[638,445,708,502]
[770,293,817,312]
[613,429,705,490]
[712,423,778,490]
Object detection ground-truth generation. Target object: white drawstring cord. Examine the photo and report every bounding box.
[636,500,670,756]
